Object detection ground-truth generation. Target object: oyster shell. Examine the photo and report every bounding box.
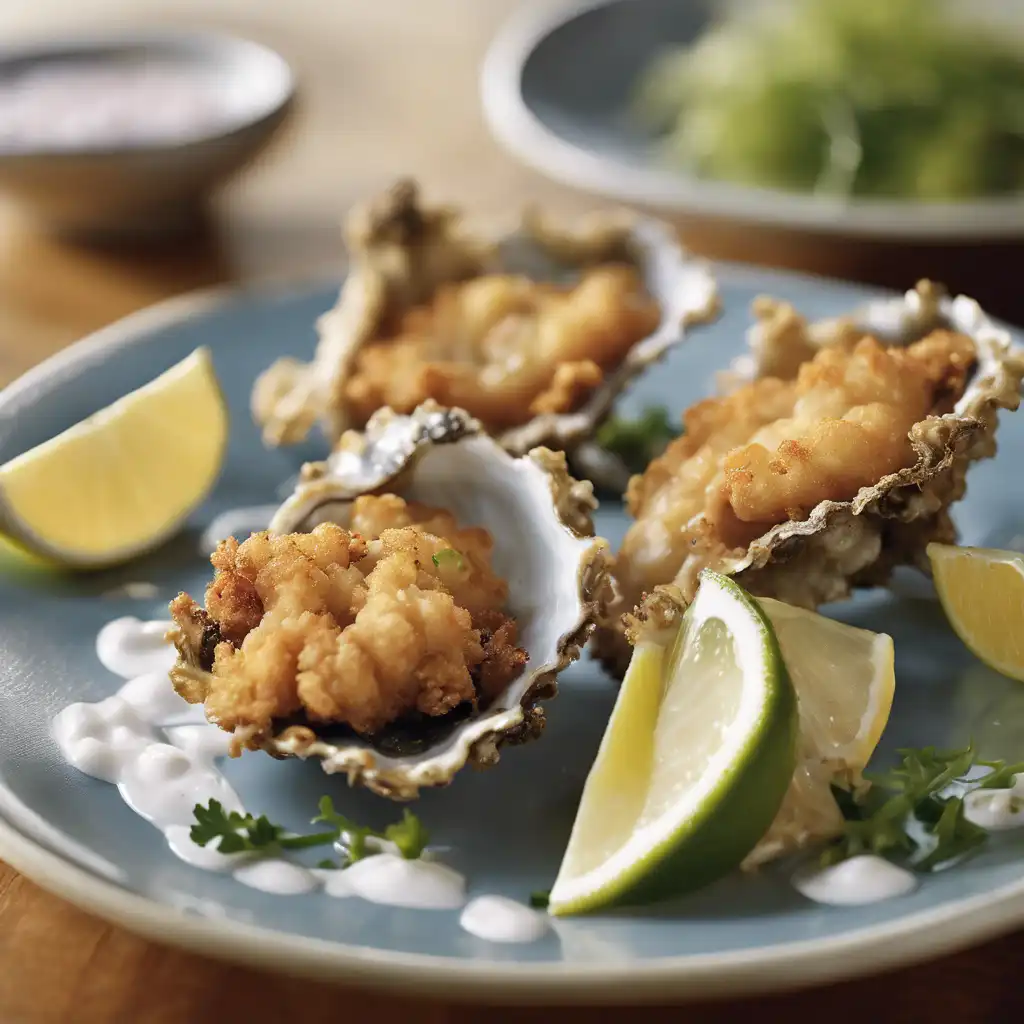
[172,403,611,800]
[599,281,1024,672]
[251,179,719,488]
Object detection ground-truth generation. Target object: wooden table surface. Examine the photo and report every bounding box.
[1,2,1024,1022]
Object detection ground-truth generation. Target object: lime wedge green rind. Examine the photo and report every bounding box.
[549,570,798,915]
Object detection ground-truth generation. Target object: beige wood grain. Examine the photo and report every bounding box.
[1,2,1023,1021]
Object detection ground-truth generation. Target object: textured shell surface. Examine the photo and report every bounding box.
[600,282,1024,672]
[725,282,1024,601]
[251,179,719,483]
[267,403,612,799]
[494,208,720,464]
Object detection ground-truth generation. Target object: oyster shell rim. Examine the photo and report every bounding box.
[251,178,721,468]
[265,533,609,801]
[495,211,721,458]
[597,280,1024,673]
[720,281,1024,581]
[179,402,613,801]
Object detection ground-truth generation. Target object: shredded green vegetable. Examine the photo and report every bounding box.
[635,0,1024,200]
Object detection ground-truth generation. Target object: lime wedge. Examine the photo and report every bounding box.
[0,348,227,568]
[548,570,798,915]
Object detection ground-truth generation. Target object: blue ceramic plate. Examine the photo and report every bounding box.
[2,265,1024,1003]
[481,0,1024,240]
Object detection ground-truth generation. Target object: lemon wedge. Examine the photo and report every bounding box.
[743,597,895,867]
[0,348,227,567]
[928,542,1024,681]
[548,570,798,915]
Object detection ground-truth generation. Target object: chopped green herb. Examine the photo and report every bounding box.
[431,548,465,571]
[312,795,375,863]
[189,799,337,854]
[823,744,1024,872]
[385,808,430,860]
[529,890,551,909]
[317,858,339,870]
[914,796,987,872]
[191,796,431,869]
[975,758,1024,790]
[595,406,681,475]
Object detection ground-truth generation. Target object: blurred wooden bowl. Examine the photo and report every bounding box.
[0,31,295,239]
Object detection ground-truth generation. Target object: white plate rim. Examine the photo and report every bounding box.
[480,0,1024,241]
[2,270,1024,1002]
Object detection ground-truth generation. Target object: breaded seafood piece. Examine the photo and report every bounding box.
[341,265,661,431]
[599,282,1024,671]
[171,404,612,800]
[251,179,719,480]
[169,509,526,755]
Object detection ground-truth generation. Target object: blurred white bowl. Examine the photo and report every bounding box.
[0,31,295,238]
[481,0,1024,241]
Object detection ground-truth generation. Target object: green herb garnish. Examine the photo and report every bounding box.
[529,890,551,909]
[312,795,375,863]
[595,405,681,475]
[431,548,465,571]
[190,800,338,855]
[191,796,430,866]
[384,808,430,860]
[823,744,1024,871]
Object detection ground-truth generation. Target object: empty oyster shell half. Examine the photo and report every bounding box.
[240,404,610,799]
[599,280,1024,672]
[251,179,719,490]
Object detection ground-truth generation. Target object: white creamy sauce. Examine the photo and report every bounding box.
[52,612,554,938]
[343,853,467,909]
[96,617,175,679]
[793,855,918,906]
[165,723,235,762]
[52,697,155,783]
[459,896,550,944]
[234,859,319,895]
[119,670,200,725]
[118,741,243,829]
[964,776,1024,831]
[200,505,279,554]
[319,868,356,899]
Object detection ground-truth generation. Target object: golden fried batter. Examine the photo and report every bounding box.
[343,266,661,430]
[169,498,527,752]
[616,329,977,610]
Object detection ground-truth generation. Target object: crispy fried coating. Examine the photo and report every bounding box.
[169,499,527,751]
[342,266,660,431]
[616,328,977,610]
[348,494,506,617]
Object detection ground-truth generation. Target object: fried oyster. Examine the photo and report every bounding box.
[251,179,718,471]
[171,403,611,799]
[601,282,1024,668]
[170,498,526,754]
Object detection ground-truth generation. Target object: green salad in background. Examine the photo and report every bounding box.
[635,0,1024,201]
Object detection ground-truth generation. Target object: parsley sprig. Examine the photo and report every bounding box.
[823,744,1024,871]
[595,405,681,475]
[190,796,430,867]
